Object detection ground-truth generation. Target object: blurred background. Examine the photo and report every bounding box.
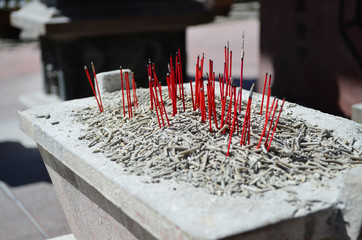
[0,0,361,239]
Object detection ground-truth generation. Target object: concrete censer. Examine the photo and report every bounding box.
[19,59,362,239]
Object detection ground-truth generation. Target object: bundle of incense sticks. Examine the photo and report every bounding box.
[84,62,103,113]
[144,44,286,155]
[83,39,286,156]
[147,60,170,127]
[120,67,138,119]
[240,84,254,146]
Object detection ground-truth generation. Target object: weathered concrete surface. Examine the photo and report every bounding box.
[19,87,362,239]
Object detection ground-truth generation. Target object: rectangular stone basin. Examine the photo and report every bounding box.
[19,82,362,240]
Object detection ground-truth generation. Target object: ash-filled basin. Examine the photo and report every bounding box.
[19,83,362,240]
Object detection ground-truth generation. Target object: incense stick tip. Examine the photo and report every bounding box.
[249,83,255,98]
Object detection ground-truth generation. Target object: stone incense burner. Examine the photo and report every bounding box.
[19,70,362,240]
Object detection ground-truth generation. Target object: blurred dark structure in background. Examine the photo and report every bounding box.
[9,0,361,117]
[0,0,21,38]
[11,0,220,100]
[259,0,362,118]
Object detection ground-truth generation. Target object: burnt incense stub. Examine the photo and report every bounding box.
[19,85,362,240]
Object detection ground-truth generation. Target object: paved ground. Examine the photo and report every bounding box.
[0,40,72,240]
[0,2,259,239]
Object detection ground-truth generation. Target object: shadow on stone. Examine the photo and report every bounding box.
[222,208,349,240]
[0,142,51,186]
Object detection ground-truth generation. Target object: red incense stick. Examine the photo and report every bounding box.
[152,79,165,126]
[125,72,132,118]
[226,86,238,156]
[212,72,216,97]
[149,76,155,110]
[125,72,130,118]
[152,63,159,86]
[219,74,223,101]
[236,89,241,132]
[169,63,177,116]
[247,110,251,145]
[225,82,234,131]
[175,52,180,97]
[200,53,204,77]
[211,75,219,129]
[225,42,229,97]
[245,92,253,145]
[200,86,206,123]
[148,62,153,110]
[220,95,226,130]
[225,84,235,134]
[195,57,200,109]
[240,84,254,145]
[265,74,271,121]
[152,65,164,123]
[239,36,245,113]
[158,83,170,126]
[169,57,176,114]
[257,97,276,149]
[172,66,177,115]
[120,67,126,117]
[264,99,278,146]
[209,60,213,85]
[267,98,285,151]
[240,99,250,145]
[132,72,138,108]
[166,73,171,99]
[260,73,268,115]
[91,62,103,112]
[229,51,232,85]
[207,84,213,132]
[225,64,229,98]
[228,51,232,97]
[150,82,161,128]
[84,65,103,113]
[195,64,199,109]
[237,89,242,114]
[222,65,225,98]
